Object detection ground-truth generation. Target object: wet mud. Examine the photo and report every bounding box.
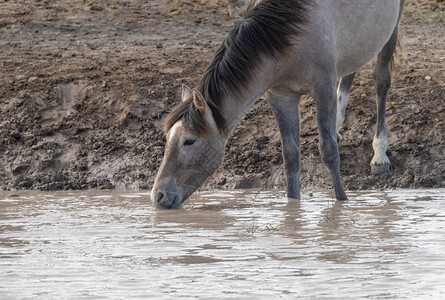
[0,0,444,191]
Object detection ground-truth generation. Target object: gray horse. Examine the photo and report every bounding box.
[152,0,405,209]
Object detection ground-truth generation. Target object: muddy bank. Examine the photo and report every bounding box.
[0,0,444,192]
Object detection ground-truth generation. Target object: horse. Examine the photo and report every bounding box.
[152,0,406,209]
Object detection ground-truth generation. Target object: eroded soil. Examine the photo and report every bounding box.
[0,0,444,192]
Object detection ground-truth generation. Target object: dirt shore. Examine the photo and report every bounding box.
[0,0,444,193]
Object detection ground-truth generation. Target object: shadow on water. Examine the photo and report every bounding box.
[0,189,444,298]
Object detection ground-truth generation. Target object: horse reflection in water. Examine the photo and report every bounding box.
[152,0,406,209]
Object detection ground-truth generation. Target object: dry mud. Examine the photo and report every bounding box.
[0,0,444,192]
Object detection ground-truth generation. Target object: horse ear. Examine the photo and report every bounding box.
[181,84,193,102]
[192,89,206,113]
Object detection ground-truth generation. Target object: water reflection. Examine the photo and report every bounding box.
[0,189,444,299]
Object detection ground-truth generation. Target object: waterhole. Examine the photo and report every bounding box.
[1,189,444,298]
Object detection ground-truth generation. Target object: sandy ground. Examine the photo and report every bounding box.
[0,0,444,192]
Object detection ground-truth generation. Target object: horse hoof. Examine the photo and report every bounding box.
[371,163,390,175]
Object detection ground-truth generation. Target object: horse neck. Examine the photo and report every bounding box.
[219,60,275,134]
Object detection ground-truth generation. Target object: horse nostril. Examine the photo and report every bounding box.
[156,192,164,203]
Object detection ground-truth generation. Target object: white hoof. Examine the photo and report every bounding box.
[371,162,390,174]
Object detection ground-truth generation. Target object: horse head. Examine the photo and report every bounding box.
[151,85,226,209]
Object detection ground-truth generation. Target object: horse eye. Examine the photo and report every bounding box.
[183,139,196,146]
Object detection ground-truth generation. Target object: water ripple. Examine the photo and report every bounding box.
[0,189,444,299]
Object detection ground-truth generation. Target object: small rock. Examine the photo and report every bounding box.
[93,141,103,150]
[28,76,39,83]
[90,5,103,11]
[425,75,431,81]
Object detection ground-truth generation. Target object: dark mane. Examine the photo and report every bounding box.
[165,0,311,137]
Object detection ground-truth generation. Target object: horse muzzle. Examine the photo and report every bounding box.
[151,185,183,209]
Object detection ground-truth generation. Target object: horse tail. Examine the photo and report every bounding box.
[391,37,406,73]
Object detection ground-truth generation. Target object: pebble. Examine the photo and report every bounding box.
[15,75,26,81]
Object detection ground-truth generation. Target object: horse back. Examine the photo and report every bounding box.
[300,0,402,78]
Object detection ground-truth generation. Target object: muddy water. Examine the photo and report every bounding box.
[0,189,444,299]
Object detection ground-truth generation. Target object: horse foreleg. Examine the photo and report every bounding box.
[371,25,399,174]
[266,90,301,199]
[314,75,348,201]
[336,72,355,142]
